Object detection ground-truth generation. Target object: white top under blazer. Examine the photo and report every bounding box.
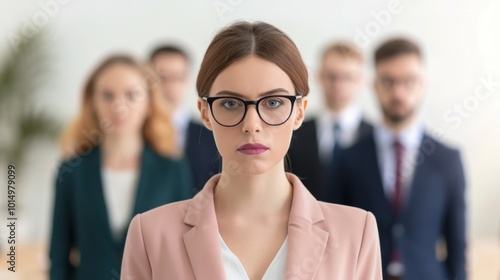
[219,234,288,280]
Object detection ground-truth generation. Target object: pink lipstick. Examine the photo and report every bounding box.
[237,143,269,155]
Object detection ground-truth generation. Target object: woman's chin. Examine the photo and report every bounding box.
[104,125,140,137]
[224,159,280,176]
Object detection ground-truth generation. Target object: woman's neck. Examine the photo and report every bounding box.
[101,133,143,170]
[214,160,293,221]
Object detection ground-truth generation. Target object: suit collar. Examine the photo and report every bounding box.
[183,172,329,279]
[362,134,394,218]
[183,172,325,226]
[368,131,438,219]
[85,143,153,244]
[182,174,229,280]
[400,133,438,218]
[285,173,325,224]
[283,173,329,279]
[81,146,118,265]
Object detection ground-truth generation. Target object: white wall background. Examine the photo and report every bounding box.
[1,0,499,246]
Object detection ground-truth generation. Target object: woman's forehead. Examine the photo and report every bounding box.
[95,64,146,89]
[210,57,294,98]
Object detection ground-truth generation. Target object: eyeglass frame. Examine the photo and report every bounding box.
[375,75,422,90]
[201,94,303,127]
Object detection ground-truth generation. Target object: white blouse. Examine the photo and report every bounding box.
[219,234,288,280]
[101,167,139,240]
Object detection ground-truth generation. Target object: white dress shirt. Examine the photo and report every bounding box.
[316,105,364,164]
[373,122,424,199]
[101,167,139,240]
[219,234,288,280]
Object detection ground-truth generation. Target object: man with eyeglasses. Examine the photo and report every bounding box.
[329,38,467,280]
[287,42,373,200]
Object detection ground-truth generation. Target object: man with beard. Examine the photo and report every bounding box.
[326,38,467,280]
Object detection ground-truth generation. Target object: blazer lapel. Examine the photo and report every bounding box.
[128,143,151,217]
[356,118,373,141]
[183,175,226,280]
[309,120,320,165]
[118,144,151,244]
[365,135,393,214]
[401,134,442,218]
[284,173,329,280]
[402,156,428,219]
[83,146,116,256]
[181,173,331,280]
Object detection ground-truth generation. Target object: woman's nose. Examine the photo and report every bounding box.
[241,105,262,134]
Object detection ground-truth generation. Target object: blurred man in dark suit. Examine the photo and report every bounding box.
[288,42,372,199]
[150,45,219,192]
[327,38,467,280]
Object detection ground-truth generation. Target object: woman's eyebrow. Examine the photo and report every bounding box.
[214,88,290,97]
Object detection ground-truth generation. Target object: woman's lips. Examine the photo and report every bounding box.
[237,143,269,155]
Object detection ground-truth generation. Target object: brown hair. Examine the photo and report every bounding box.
[375,38,422,65]
[149,44,190,63]
[322,41,363,62]
[60,55,178,159]
[196,21,309,97]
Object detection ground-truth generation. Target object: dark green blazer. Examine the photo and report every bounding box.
[49,144,193,280]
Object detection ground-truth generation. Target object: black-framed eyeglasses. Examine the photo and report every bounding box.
[202,95,303,127]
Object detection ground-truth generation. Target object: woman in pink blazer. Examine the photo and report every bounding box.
[121,21,382,280]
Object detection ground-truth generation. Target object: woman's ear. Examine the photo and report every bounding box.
[197,98,213,131]
[293,96,308,130]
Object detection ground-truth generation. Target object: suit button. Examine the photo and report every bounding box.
[392,224,405,237]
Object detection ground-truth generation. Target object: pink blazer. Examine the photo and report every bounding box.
[121,173,382,280]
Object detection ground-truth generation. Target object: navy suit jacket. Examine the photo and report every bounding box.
[326,132,467,280]
[287,117,372,200]
[184,120,220,193]
[49,144,193,280]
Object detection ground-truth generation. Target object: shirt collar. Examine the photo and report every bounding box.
[318,104,363,131]
[374,121,424,149]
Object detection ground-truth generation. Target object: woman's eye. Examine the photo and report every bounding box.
[127,90,139,102]
[265,99,283,108]
[221,99,241,109]
[102,91,114,101]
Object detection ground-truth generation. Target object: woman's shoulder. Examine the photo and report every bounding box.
[55,147,100,182]
[144,144,187,167]
[124,199,196,261]
[318,201,370,216]
[131,198,194,233]
[316,201,377,235]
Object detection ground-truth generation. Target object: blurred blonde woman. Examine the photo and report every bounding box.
[49,55,192,280]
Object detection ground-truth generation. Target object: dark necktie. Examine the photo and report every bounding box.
[390,139,405,269]
[331,122,342,164]
[393,139,404,213]
[322,122,341,189]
